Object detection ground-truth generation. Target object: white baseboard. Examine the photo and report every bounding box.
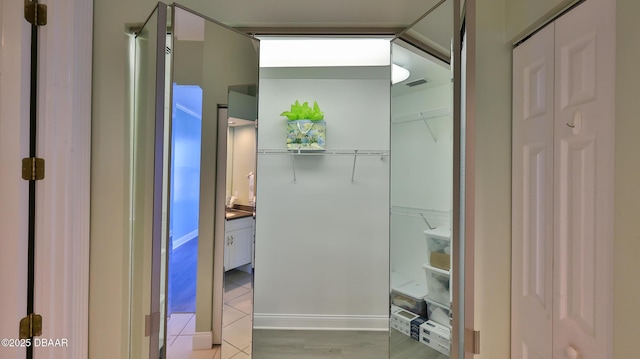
[191,331,213,350]
[173,229,198,250]
[253,313,389,331]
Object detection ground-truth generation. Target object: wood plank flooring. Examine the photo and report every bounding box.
[169,237,198,313]
[390,328,449,359]
[253,330,388,359]
[253,329,447,359]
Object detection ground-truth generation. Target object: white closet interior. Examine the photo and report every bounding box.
[511,0,614,358]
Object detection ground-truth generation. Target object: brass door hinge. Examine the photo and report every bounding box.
[24,2,47,26]
[144,312,160,337]
[19,313,42,339]
[465,328,480,354]
[22,157,45,181]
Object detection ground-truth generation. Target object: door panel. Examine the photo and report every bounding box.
[553,0,614,357]
[557,136,597,333]
[512,23,555,359]
[168,5,259,354]
[132,3,169,358]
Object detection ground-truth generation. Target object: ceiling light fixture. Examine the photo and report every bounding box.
[392,64,410,84]
[258,37,391,68]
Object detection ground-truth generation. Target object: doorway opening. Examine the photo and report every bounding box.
[168,84,203,315]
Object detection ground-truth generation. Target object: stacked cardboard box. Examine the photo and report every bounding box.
[419,320,451,356]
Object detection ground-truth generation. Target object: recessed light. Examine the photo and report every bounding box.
[392,64,410,84]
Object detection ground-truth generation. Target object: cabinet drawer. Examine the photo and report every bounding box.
[226,216,253,231]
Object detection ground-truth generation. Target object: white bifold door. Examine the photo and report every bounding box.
[511,0,614,358]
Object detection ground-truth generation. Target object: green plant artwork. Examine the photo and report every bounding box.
[281,100,326,151]
[286,120,326,151]
[280,100,324,121]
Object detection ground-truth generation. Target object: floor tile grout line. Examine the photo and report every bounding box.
[226,303,252,316]
[223,313,249,328]
[223,339,247,354]
[167,313,194,337]
[178,313,194,336]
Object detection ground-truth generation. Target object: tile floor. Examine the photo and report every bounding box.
[222,269,253,359]
[166,269,253,359]
[166,313,220,359]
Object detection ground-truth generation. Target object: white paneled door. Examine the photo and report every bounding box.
[512,23,555,359]
[512,0,614,358]
[553,1,615,357]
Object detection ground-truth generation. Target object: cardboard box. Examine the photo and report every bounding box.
[410,316,429,340]
[420,335,451,355]
[420,320,451,345]
[390,308,418,336]
[430,252,451,271]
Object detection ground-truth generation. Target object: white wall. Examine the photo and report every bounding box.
[614,1,640,357]
[471,0,513,357]
[390,83,453,284]
[230,125,257,205]
[253,65,390,330]
[505,0,578,41]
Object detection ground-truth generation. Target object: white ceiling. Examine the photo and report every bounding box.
[194,0,448,29]
[175,0,453,97]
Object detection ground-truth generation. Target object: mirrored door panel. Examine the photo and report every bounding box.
[131,4,169,358]
[391,1,455,358]
[131,3,259,359]
[166,5,259,359]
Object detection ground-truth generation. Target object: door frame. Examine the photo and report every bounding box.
[452,0,476,357]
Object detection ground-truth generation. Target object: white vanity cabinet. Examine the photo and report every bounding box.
[224,216,254,271]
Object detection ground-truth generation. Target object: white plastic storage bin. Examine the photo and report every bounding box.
[423,264,450,306]
[390,280,428,317]
[426,299,450,326]
[423,227,451,271]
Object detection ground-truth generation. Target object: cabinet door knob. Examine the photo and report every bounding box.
[565,345,579,359]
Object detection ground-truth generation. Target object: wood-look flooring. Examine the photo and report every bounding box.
[390,328,449,359]
[253,330,388,359]
[253,329,447,359]
[169,237,198,313]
